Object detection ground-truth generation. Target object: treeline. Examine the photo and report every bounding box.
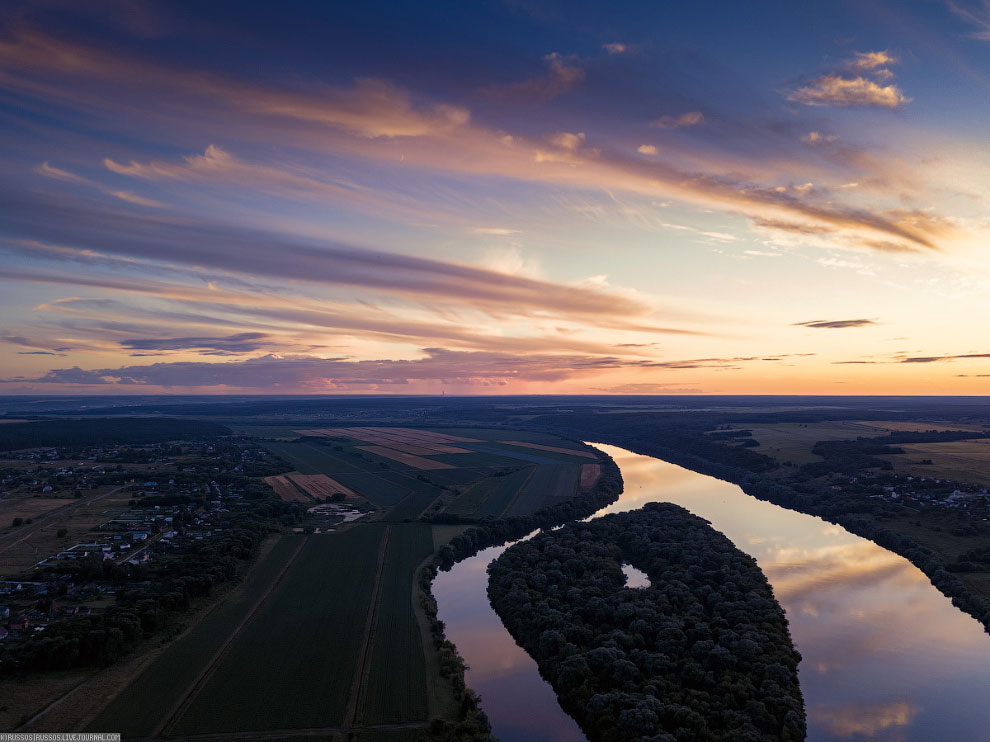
[878,430,990,444]
[797,439,900,478]
[533,414,779,474]
[0,418,230,452]
[488,503,805,742]
[416,452,623,742]
[797,430,989,479]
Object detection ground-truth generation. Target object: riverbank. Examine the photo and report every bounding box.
[417,450,625,740]
[532,422,990,637]
[439,443,990,741]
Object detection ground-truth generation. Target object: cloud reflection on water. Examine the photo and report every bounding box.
[435,445,990,742]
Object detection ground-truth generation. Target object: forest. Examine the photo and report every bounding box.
[0,418,230,451]
[488,503,806,742]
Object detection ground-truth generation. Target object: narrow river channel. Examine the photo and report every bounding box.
[432,444,990,742]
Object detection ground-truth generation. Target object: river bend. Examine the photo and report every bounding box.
[433,444,990,741]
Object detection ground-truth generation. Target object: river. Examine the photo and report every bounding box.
[432,444,990,741]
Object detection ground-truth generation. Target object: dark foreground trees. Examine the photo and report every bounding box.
[489,503,806,742]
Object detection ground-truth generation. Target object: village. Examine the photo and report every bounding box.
[0,439,292,648]
[826,470,990,519]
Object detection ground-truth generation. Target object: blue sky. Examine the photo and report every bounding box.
[2,0,990,394]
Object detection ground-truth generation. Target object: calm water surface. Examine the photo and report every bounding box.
[432,444,990,741]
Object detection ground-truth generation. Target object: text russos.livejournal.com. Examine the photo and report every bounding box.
[0,735,120,741]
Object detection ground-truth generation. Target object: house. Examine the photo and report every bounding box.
[9,615,28,630]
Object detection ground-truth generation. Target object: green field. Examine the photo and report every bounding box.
[331,471,413,506]
[444,466,537,517]
[421,428,584,444]
[430,450,524,467]
[506,463,581,516]
[381,474,446,521]
[169,527,387,734]
[358,524,434,725]
[89,528,386,736]
[884,439,990,485]
[263,439,365,474]
[229,424,312,438]
[482,441,598,463]
[87,536,304,736]
[476,466,538,517]
[86,427,605,738]
[444,476,503,516]
[426,468,488,485]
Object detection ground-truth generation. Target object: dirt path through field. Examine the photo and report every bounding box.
[153,536,309,737]
[343,524,392,729]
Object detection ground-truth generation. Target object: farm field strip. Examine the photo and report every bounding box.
[344,526,392,728]
[86,536,304,736]
[426,468,487,486]
[364,442,442,455]
[331,472,410,506]
[386,492,441,522]
[167,527,388,735]
[355,440,471,455]
[580,463,601,488]
[421,428,570,443]
[356,446,455,470]
[155,537,309,738]
[497,440,598,458]
[506,463,580,517]
[358,525,433,725]
[380,475,446,521]
[475,466,536,518]
[262,440,363,474]
[286,473,358,499]
[340,427,483,444]
[449,444,561,466]
[263,475,310,502]
[444,477,501,516]
[327,427,481,450]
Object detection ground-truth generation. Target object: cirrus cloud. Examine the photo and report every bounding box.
[795,319,878,329]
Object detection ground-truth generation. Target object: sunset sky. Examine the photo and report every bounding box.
[2,0,990,395]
